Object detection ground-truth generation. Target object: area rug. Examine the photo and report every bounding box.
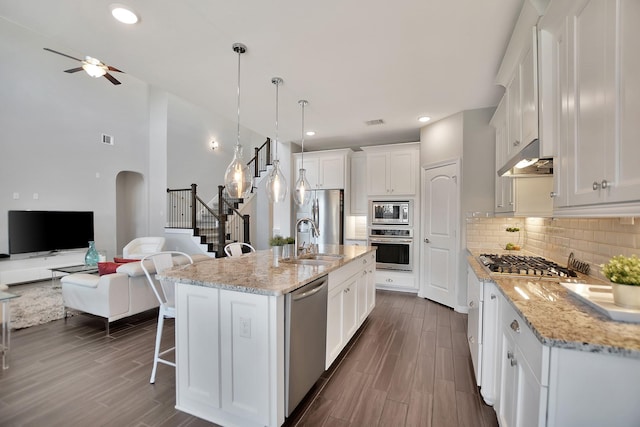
[8,284,68,330]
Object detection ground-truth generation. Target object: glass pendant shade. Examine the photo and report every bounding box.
[224,144,252,199]
[266,159,287,202]
[267,76,287,203]
[224,43,252,199]
[294,168,311,206]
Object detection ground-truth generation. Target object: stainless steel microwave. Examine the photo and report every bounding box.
[370,201,411,226]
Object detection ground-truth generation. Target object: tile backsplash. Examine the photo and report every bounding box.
[466,217,640,282]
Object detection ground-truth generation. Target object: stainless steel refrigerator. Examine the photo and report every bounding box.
[294,189,344,246]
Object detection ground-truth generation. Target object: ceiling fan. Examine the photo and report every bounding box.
[43,48,124,85]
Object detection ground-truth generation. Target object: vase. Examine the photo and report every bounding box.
[611,282,640,310]
[84,241,100,267]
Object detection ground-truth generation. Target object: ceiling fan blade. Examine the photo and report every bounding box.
[64,67,84,74]
[43,47,83,62]
[106,65,124,73]
[104,73,122,85]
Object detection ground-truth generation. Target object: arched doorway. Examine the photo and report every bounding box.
[115,171,146,255]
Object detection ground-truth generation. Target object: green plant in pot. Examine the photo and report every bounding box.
[269,235,286,247]
[601,254,640,309]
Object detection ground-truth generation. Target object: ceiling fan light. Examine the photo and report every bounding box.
[82,63,106,78]
[110,4,139,24]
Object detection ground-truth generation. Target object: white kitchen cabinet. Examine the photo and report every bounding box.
[491,98,515,214]
[326,254,375,369]
[362,143,419,196]
[349,152,367,215]
[467,265,483,385]
[365,252,376,315]
[480,281,500,406]
[541,0,640,214]
[495,292,549,427]
[175,284,284,427]
[491,97,553,218]
[293,149,350,190]
[374,269,418,293]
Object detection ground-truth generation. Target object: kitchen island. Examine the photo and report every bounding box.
[467,252,640,426]
[159,245,376,427]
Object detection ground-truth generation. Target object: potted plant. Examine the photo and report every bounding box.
[601,254,640,309]
[269,235,286,260]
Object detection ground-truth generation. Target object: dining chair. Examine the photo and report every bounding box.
[224,242,256,257]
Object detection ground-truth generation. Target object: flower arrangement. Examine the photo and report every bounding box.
[601,254,640,286]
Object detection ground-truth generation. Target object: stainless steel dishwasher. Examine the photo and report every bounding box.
[285,275,328,416]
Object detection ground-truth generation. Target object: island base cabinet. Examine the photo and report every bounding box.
[546,348,640,426]
[175,284,285,427]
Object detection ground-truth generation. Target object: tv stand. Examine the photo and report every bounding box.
[0,251,85,286]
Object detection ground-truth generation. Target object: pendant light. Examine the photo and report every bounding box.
[224,43,252,199]
[294,99,311,206]
[266,77,288,203]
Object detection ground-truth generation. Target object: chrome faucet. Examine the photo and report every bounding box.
[295,217,320,257]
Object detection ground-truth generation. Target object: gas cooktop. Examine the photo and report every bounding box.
[479,254,577,278]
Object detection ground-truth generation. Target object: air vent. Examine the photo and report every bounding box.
[101,133,114,145]
[365,119,385,126]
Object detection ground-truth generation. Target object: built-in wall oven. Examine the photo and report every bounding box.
[368,228,413,271]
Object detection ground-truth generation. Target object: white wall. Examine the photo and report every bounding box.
[0,20,150,258]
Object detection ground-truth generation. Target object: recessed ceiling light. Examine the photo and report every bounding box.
[306,131,316,136]
[110,4,139,24]
[418,116,431,123]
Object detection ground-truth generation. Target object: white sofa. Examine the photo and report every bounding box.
[61,254,209,334]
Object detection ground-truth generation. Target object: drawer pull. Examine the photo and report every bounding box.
[510,357,517,367]
[507,350,514,360]
[490,294,497,300]
[510,319,520,333]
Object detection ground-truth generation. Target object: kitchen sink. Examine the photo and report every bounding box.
[280,253,344,266]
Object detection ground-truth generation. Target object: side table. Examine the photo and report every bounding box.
[50,265,99,285]
[0,290,19,369]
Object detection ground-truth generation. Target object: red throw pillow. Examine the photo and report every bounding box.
[113,257,138,264]
[98,262,121,276]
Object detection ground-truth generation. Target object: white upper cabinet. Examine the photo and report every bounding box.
[293,149,350,190]
[349,152,367,215]
[362,143,419,197]
[491,98,515,214]
[541,0,640,214]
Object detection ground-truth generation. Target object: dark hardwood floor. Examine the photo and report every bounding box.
[0,285,497,427]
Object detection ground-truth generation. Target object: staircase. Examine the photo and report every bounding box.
[166,138,272,257]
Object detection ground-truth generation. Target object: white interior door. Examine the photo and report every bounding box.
[419,162,458,308]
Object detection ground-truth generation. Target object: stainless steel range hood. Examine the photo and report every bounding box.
[497,139,553,177]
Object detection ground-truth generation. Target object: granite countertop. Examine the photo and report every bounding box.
[159,244,375,297]
[467,252,640,359]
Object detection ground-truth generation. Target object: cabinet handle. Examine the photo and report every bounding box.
[490,294,497,300]
[510,319,520,333]
[497,204,503,208]
[592,180,609,190]
[469,300,474,307]
[550,191,557,198]
[424,238,430,243]
[507,350,514,360]
[510,357,517,367]
[513,140,521,146]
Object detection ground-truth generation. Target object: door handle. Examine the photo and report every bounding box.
[424,238,430,243]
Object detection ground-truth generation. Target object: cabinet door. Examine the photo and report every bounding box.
[342,275,359,342]
[318,156,345,189]
[612,0,640,203]
[349,154,367,214]
[357,271,368,324]
[515,349,546,427]
[366,152,389,195]
[497,331,518,427]
[467,266,482,385]
[480,282,500,406]
[326,285,344,368]
[507,68,522,159]
[176,285,221,412]
[296,156,319,189]
[389,151,416,195]
[566,0,615,206]
[521,29,539,146]
[366,254,376,315]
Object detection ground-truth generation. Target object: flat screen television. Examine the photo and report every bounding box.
[8,210,94,254]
